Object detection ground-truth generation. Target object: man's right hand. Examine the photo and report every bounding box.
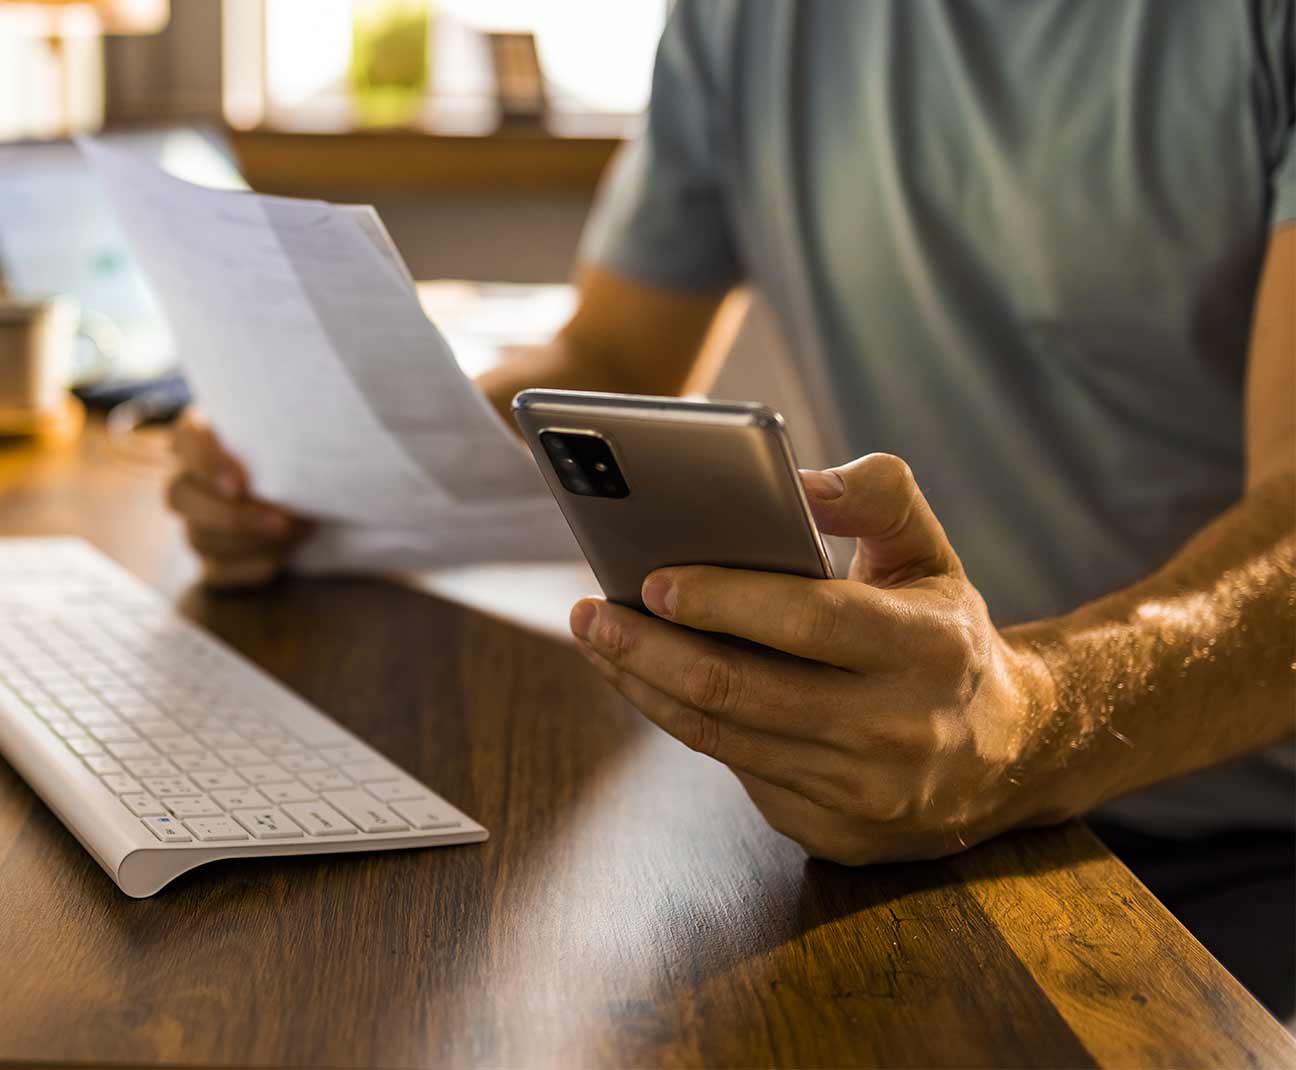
[167,409,309,588]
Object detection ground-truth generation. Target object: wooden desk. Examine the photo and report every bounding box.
[0,422,1292,1069]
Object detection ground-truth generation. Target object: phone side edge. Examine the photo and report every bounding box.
[765,419,835,580]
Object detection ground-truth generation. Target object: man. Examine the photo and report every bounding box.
[168,2,1294,1013]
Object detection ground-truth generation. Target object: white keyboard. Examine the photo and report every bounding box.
[0,538,487,897]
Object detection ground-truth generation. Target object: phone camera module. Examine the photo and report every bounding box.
[540,431,629,499]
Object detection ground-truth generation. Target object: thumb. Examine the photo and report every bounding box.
[801,454,963,586]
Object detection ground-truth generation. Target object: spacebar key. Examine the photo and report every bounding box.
[322,790,409,833]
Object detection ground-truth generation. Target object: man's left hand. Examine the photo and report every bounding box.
[569,453,1070,865]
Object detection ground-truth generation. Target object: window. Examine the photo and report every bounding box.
[222,0,667,135]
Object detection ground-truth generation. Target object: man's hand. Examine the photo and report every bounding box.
[569,454,1065,865]
[167,410,309,588]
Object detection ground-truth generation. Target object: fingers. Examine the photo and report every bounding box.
[641,566,909,672]
[801,454,963,586]
[167,475,296,540]
[579,646,843,798]
[172,408,247,499]
[571,598,853,740]
[199,555,283,589]
[167,409,306,589]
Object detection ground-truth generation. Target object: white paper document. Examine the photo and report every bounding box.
[81,140,579,573]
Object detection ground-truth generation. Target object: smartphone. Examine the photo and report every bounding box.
[513,389,833,610]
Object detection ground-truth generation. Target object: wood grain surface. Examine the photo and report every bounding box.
[0,422,1292,1069]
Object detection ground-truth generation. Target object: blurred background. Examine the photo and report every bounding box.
[1,0,667,282]
[0,0,821,473]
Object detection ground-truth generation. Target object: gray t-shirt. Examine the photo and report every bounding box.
[582,0,1296,835]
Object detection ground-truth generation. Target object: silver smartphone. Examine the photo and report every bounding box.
[513,389,833,610]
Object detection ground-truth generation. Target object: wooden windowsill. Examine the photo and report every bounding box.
[229,122,626,197]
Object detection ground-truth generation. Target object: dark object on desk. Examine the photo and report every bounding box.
[73,371,191,424]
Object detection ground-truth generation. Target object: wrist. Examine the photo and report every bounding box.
[998,623,1099,826]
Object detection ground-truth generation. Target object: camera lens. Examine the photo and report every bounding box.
[539,430,629,499]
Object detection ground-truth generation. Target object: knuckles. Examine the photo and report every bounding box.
[790,586,848,652]
[672,704,722,759]
[864,452,916,496]
[682,653,741,714]
[595,615,638,661]
[861,453,917,529]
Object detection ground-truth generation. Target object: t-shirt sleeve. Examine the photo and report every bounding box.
[578,1,742,291]
[1265,1,1295,229]
[1271,122,1296,228]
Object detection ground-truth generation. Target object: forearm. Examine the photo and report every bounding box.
[1008,473,1296,821]
[475,265,730,427]
[476,333,666,428]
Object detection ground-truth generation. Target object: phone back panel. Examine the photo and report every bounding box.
[514,392,831,609]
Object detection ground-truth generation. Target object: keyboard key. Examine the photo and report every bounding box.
[172,752,226,773]
[110,700,161,719]
[279,754,329,773]
[282,801,354,836]
[184,816,249,842]
[87,723,138,743]
[101,774,142,794]
[322,790,409,833]
[217,747,266,766]
[122,793,165,817]
[67,704,116,723]
[211,787,268,810]
[340,760,399,783]
[113,703,167,723]
[390,798,461,831]
[240,764,291,785]
[153,736,204,755]
[65,736,105,756]
[141,814,192,842]
[318,745,371,766]
[133,719,186,738]
[364,779,426,803]
[47,719,81,738]
[106,740,158,759]
[97,684,142,702]
[83,755,123,775]
[123,756,179,778]
[164,794,222,818]
[300,769,351,791]
[48,687,95,705]
[197,730,243,747]
[191,770,244,791]
[141,776,200,798]
[233,808,302,840]
[256,738,304,757]
[261,781,317,805]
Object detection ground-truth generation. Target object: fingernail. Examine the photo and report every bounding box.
[216,473,240,499]
[641,573,676,618]
[570,600,597,642]
[801,469,844,500]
